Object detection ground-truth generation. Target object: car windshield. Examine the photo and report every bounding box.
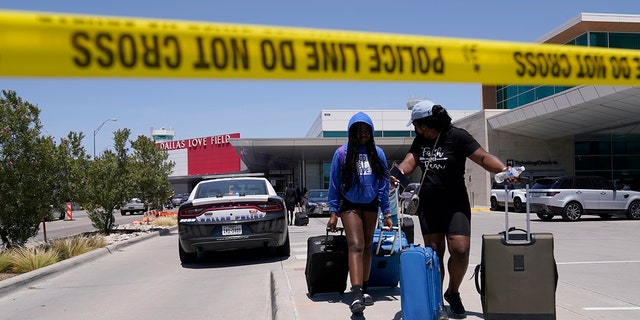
[308,190,327,198]
[194,179,267,198]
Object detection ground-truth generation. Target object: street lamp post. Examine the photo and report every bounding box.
[93,118,118,158]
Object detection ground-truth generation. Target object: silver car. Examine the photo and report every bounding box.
[120,198,148,215]
[304,189,329,216]
[528,176,640,221]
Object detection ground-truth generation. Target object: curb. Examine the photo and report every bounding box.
[270,268,295,320]
[0,226,177,299]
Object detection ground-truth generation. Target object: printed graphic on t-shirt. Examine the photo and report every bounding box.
[358,154,372,175]
[419,147,447,170]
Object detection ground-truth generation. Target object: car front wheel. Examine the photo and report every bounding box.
[490,197,500,211]
[561,202,583,221]
[513,198,525,213]
[626,200,640,220]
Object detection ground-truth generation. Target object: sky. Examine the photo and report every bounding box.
[1,1,639,156]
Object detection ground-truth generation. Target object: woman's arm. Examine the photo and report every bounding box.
[395,152,419,177]
[468,146,507,173]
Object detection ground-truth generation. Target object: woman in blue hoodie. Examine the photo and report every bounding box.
[327,112,393,314]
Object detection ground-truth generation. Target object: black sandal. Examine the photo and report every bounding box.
[350,299,365,314]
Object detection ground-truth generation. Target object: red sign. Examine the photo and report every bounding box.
[157,133,241,176]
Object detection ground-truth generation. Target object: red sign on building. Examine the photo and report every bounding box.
[157,133,241,176]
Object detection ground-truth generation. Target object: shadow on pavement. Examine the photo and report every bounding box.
[180,247,288,269]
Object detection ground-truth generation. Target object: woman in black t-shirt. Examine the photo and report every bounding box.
[392,100,510,319]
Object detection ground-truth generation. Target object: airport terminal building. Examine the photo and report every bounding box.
[159,12,640,208]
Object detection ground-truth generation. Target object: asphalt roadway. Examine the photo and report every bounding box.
[2,209,640,320]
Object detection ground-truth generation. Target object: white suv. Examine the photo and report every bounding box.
[528,176,640,221]
[489,179,531,213]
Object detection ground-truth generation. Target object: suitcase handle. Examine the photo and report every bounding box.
[504,184,532,244]
[325,227,344,234]
[473,264,483,295]
[375,226,400,257]
[324,227,345,244]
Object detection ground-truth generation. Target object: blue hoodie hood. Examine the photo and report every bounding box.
[348,112,374,132]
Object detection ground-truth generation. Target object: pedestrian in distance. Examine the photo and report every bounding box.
[300,186,309,211]
[391,100,512,319]
[295,186,303,211]
[327,112,394,314]
[284,182,299,225]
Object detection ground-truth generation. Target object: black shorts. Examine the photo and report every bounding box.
[418,208,471,236]
[339,198,379,214]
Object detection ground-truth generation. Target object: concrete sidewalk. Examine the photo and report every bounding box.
[271,215,486,320]
[270,209,640,320]
[0,227,174,298]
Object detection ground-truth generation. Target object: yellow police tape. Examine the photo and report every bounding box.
[1,9,640,85]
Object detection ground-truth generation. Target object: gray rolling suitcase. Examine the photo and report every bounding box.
[474,184,558,320]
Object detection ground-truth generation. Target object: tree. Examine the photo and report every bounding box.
[84,130,174,234]
[0,91,67,248]
[47,132,90,219]
[130,135,174,211]
[0,90,175,244]
[85,129,132,234]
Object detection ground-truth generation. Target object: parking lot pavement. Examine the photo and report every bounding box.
[275,210,640,320]
[6,209,640,319]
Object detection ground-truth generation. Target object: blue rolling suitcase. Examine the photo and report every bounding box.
[399,244,446,320]
[368,227,408,287]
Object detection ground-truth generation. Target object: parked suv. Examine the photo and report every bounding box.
[528,176,640,221]
[489,178,532,212]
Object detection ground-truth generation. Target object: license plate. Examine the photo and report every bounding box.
[222,225,242,236]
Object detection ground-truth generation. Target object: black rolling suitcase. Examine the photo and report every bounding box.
[295,211,309,226]
[474,185,558,320]
[305,227,348,296]
[401,216,415,244]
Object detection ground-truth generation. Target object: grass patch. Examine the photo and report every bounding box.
[0,225,167,277]
[0,251,11,272]
[86,234,107,248]
[151,215,177,227]
[1,234,107,275]
[47,234,106,260]
[9,247,59,273]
